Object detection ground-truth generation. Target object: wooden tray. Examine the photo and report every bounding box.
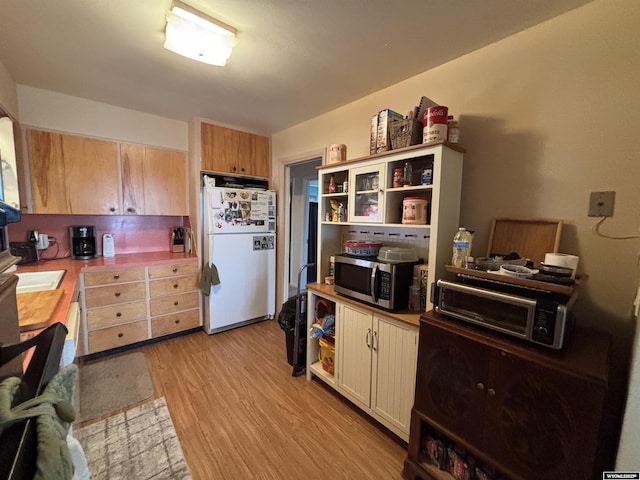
[17,289,65,332]
[487,218,563,267]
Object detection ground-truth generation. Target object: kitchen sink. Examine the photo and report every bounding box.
[15,270,66,294]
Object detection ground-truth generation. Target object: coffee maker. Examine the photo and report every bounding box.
[69,225,97,260]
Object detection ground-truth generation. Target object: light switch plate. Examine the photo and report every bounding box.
[588,191,615,217]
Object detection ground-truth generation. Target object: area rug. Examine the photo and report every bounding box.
[76,351,153,423]
[73,397,192,480]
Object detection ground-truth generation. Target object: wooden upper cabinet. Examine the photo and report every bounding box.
[121,144,187,216]
[201,122,270,179]
[27,129,119,214]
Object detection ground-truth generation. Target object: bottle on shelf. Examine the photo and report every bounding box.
[409,277,421,311]
[451,227,472,268]
[403,162,413,186]
[328,175,336,193]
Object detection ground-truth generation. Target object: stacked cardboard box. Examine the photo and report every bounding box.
[372,109,404,154]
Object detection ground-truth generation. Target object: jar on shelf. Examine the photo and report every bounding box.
[393,168,404,188]
[447,115,460,143]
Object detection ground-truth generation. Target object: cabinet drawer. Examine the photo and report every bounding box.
[85,281,146,308]
[87,320,148,353]
[151,309,200,337]
[86,301,147,330]
[148,261,198,279]
[149,275,198,298]
[84,267,145,286]
[150,291,199,316]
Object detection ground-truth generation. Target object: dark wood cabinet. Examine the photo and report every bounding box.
[405,311,612,480]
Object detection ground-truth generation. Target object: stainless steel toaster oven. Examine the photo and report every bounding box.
[432,275,575,349]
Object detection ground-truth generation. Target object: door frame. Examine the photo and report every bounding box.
[279,148,325,306]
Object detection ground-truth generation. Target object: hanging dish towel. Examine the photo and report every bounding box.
[200,262,221,296]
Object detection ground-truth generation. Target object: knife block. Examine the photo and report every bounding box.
[171,227,185,253]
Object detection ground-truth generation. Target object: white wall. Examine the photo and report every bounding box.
[272,0,640,464]
[17,85,188,150]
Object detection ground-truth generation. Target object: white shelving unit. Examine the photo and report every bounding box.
[317,141,465,310]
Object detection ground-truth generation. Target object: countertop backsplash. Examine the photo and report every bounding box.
[8,214,191,257]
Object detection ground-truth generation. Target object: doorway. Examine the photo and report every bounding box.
[286,158,321,297]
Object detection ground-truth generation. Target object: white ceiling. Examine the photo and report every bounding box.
[0,0,592,135]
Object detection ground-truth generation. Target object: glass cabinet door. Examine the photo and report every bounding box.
[349,163,385,223]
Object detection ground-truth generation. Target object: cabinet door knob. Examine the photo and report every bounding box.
[173,283,179,289]
[116,312,122,317]
[114,274,120,279]
[172,267,178,273]
[174,301,179,306]
[487,388,496,396]
[127,207,136,213]
[476,382,485,391]
[117,332,124,338]
[174,319,180,324]
[115,292,121,297]
[109,207,116,212]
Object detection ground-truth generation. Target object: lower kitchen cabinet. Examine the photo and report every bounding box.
[148,262,200,337]
[307,286,419,441]
[80,259,201,355]
[151,309,200,337]
[404,311,612,480]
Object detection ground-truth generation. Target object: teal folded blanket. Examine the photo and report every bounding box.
[200,262,221,295]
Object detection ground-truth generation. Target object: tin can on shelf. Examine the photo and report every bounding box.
[423,106,449,143]
[421,167,433,185]
[402,197,429,224]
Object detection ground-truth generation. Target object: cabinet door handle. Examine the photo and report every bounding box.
[366,328,372,348]
[487,388,496,396]
[372,330,378,351]
[476,382,485,391]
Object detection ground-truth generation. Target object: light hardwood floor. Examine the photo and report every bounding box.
[123,319,408,479]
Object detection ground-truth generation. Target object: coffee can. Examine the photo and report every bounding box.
[423,106,449,143]
[328,144,347,164]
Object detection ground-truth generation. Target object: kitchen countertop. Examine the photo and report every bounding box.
[307,282,422,327]
[14,252,198,365]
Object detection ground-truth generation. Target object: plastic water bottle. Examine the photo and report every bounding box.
[452,227,471,268]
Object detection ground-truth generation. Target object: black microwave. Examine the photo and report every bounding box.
[333,254,419,310]
[432,278,574,349]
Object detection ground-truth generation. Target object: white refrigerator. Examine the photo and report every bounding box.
[202,184,276,334]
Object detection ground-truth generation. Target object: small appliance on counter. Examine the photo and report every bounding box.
[102,233,115,257]
[9,242,38,264]
[69,225,97,260]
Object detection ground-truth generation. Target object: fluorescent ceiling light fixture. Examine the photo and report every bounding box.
[164,0,237,66]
